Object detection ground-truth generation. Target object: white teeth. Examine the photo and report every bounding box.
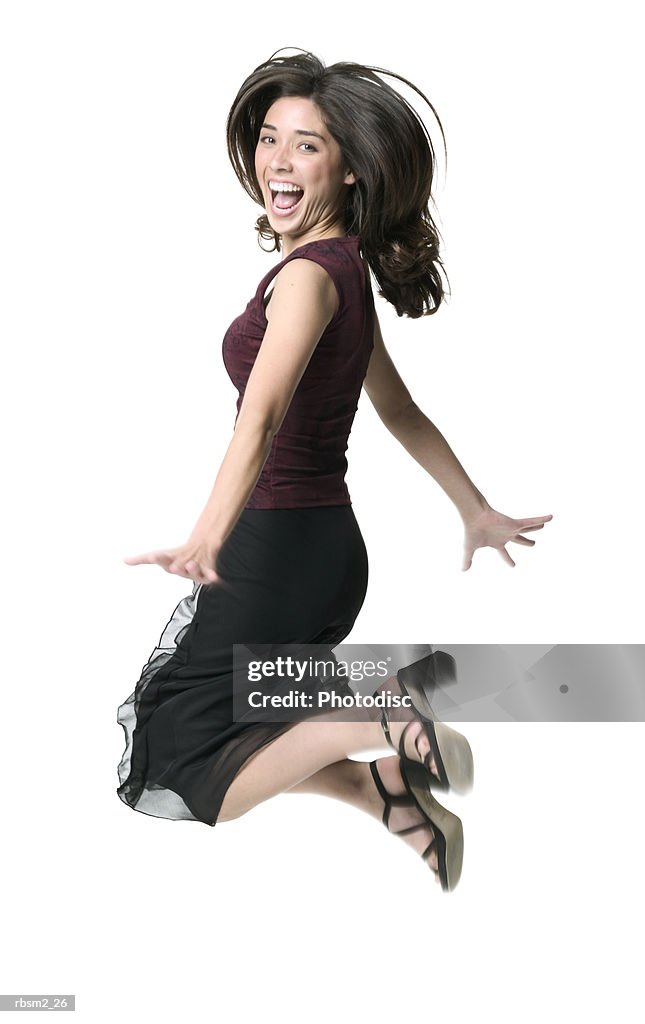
[269,181,303,192]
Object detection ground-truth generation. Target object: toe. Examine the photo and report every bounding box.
[405,724,440,778]
[416,728,431,763]
[400,721,429,767]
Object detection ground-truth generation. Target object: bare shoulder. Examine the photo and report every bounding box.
[264,256,339,326]
[237,257,341,436]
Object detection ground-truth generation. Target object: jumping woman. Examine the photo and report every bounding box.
[117,49,552,891]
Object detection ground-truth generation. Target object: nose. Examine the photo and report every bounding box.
[269,140,293,172]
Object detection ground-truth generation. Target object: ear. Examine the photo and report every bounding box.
[344,169,357,186]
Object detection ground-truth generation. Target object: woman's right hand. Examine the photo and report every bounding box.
[461,506,553,571]
[123,532,227,586]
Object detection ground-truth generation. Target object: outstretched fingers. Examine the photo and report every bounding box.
[461,510,552,570]
[516,515,553,530]
[461,546,474,571]
[497,546,516,567]
[123,550,173,567]
[123,547,222,585]
[511,513,553,545]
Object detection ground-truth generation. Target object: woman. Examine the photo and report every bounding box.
[117,49,552,891]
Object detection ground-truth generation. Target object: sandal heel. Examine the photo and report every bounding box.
[396,650,457,720]
[395,653,474,794]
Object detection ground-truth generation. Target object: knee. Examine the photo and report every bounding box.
[216,795,249,823]
[215,807,238,824]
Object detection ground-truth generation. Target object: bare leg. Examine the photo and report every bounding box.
[217,675,438,824]
[287,755,442,880]
[217,717,385,820]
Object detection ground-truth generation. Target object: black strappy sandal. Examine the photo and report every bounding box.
[369,759,464,892]
[396,650,457,728]
[380,652,474,794]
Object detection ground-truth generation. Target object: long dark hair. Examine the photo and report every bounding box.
[226,48,450,318]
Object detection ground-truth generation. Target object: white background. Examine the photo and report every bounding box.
[1,2,643,1022]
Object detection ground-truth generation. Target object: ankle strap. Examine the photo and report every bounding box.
[380,708,396,751]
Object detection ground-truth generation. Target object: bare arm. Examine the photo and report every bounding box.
[123,256,340,581]
[188,257,339,546]
[362,310,553,568]
[362,310,488,521]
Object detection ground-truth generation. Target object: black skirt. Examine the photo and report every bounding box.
[116,505,369,826]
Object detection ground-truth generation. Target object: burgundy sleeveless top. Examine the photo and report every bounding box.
[222,234,375,509]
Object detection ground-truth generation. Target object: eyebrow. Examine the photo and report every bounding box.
[260,122,327,142]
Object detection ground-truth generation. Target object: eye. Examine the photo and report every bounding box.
[258,136,317,152]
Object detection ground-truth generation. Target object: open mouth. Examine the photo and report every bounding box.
[269,184,305,216]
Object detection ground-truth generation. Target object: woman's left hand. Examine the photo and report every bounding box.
[123,533,226,586]
[461,506,553,570]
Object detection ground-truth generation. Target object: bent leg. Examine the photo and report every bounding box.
[284,755,443,878]
[217,717,384,821]
[216,689,436,822]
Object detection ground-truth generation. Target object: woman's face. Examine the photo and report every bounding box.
[254,95,355,240]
